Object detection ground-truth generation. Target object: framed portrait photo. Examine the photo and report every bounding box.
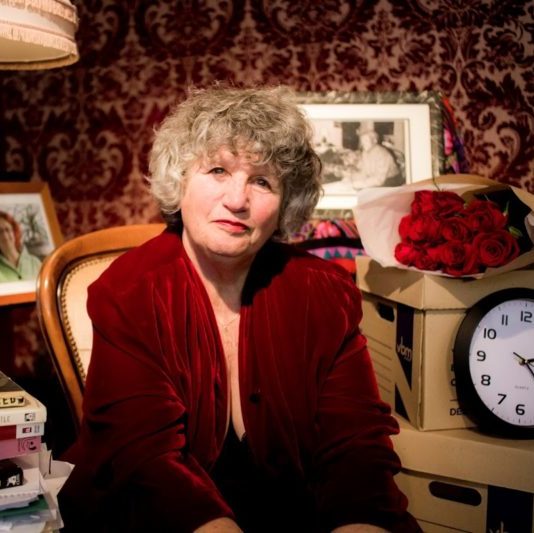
[0,182,63,306]
[297,91,444,211]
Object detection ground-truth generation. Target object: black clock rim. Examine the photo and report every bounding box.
[453,287,534,439]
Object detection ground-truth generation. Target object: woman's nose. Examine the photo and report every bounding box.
[222,176,249,211]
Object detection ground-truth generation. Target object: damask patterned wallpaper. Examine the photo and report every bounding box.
[0,0,533,380]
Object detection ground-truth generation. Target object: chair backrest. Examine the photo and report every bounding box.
[37,224,165,431]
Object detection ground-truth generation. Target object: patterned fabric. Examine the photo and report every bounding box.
[0,0,532,378]
[442,96,470,175]
[291,218,364,275]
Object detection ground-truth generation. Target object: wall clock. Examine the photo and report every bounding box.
[453,288,534,438]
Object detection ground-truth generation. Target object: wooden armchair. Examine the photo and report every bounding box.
[36,224,165,431]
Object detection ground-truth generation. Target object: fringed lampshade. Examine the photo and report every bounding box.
[0,0,79,70]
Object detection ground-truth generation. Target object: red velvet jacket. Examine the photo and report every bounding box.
[59,227,419,532]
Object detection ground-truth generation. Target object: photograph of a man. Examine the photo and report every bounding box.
[350,121,403,188]
[320,119,405,195]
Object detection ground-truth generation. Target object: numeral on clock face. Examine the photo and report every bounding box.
[469,298,534,427]
[483,328,497,339]
[480,374,491,386]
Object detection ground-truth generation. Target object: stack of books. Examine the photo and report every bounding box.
[0,370,61,530]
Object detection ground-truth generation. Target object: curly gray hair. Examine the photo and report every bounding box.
[148,85,322,239]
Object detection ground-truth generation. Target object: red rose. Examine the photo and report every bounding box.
[440,243,480,276]
[398,214,413,241]
[430,241,479,276]
[436,240,468,267]
[394,242,419,265]
[465,199,508,232]
[411,190,464,217]
[406,215,442,242]
[411,191,435,215]
[473,230,520,267]
[433,191,465,217]
[441,217,472,242]
[413,249,440,271]
[426,245,442,265]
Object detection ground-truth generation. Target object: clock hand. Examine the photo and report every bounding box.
[513,352,534,380]
[513,352,527,364]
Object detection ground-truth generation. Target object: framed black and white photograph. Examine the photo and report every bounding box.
[0,182,63,305]
[298,91,444,211]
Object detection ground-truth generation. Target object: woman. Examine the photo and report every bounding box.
[0,211,41,283]
[59,86,420,532]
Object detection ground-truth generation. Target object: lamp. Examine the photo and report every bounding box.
[0,0,79,70]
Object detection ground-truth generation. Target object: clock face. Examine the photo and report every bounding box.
[468,297,534,427]
[453,288,534,436]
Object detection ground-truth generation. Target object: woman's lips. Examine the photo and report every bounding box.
[215,219,250,233]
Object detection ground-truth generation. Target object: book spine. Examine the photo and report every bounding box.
[0,371,26,408]
[0,373,26,406]
[0,403,46,426]
[0,438,41,461]
[0,397,26,409]
[0,423,45,440]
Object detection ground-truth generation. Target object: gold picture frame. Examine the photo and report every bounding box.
[0,181,63,306]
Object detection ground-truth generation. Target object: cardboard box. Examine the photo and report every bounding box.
[392,416,534,493]
[356,256,534,430]
[396,470,534,533]
[392,416,534,532]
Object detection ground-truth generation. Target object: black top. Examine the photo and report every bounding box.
[210,425,319,532]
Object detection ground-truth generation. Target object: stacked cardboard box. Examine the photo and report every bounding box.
[392,417,534,532]
[355,257,534,531]
[356,256,534,431]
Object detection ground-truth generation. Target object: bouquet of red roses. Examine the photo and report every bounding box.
[394,190,522,276]
[353,175,534,278]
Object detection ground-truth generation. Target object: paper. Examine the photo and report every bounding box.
[0,448,73,531]
[0,467,40,512]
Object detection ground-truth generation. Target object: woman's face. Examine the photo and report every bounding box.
[180,146,282,267]
[0,218,15,254]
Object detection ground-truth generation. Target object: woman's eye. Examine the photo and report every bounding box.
[253,177,272,190]
[209,167,226,175]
